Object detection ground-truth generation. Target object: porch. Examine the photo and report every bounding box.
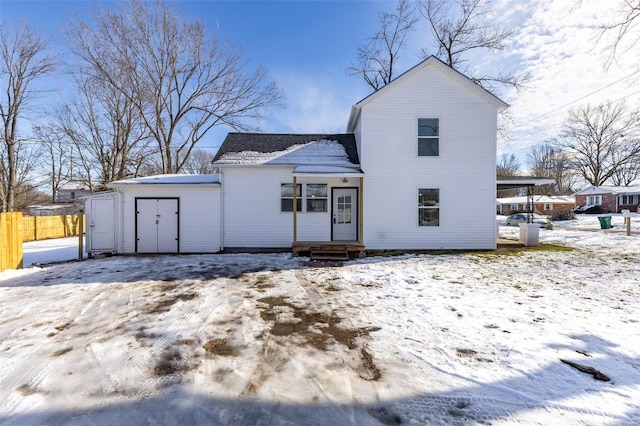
[292,240,365,260]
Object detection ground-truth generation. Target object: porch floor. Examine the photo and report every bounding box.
[292,241,365,253]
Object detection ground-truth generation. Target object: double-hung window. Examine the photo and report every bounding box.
[281,183,302,212]
[418,188,439,226]
[621,195,635,205]
[587,195,602,206]
[418,118,439,156]
[306,184,328,212]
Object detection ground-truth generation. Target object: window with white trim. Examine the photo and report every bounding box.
[544,203,552,210]
[418,118,439,156]
[281,183,302,212]
[587,195,602,205]
[621,195,636,205]
[306,184,327,212]
[418,188,439,226]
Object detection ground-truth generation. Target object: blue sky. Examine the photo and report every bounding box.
[2,0,640,167]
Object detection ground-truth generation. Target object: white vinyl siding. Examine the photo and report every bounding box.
[116,184,221,253]
[356,62,499,249]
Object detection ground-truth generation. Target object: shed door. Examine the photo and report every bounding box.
[88,198,115,252]
[136,198,179,253]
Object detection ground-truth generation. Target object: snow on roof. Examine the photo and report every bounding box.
[574,185,640,195]
[216,140,352,166]
[59,181,90,191]
[107,174,220,187]
[497,195,575,204]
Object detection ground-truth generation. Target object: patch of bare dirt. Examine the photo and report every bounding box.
[50,347,73,357]
[203,338,239,356]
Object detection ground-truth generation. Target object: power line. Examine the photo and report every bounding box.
[521,70,640,125]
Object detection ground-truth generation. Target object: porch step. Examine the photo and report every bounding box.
[310,249,350,261]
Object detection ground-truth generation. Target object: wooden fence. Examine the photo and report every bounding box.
[21,214,85,242]
[1,212,23,272]
[1,213,85,272]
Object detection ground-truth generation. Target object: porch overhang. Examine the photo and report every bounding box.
[292,165,364,178]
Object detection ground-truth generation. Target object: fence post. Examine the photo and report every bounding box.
[78,212,84,260]
[0,212,23,271]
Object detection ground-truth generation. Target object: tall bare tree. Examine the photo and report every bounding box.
[0,141,44,212]
[496,153,520,176]
[33,124,72,202]
[551,101,640,186]
[56,72,153,190]
[346,0,418,91]
[66,0,282,174]
[0,23,55,211]
[527,144,576,195]
[419,0,525,92]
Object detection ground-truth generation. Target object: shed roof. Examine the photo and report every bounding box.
[213,133,359,166]
[107,174,220,187]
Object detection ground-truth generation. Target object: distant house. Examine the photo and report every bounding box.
[85,56,509,255]
[56,182,91,204]
[574,185,640,213]
[497,195,575,215]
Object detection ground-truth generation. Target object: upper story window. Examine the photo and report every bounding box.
[306,184,328,212]
[418,118,439,156]
[281,183,302,212]
[587,195,602,206]
[418,188,440,226]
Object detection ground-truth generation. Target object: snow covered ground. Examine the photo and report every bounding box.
[22,237,84,268]
[1,217,639,425]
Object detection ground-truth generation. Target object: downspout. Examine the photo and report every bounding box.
[219,170,225,252]
[359,176,364,247]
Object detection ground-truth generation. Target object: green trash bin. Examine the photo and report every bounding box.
[598,216,612,229]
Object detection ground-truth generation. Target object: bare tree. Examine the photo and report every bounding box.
[346,0,418,91]
[66,0,282,174]
[181,149,217,174]
[56,71,153,190]
[609,155,640,185]
[419,0,526,92]
[0,22,55,211]
[551,101,640,186]
[496,153,520,176]
[0,141,43,212]
[599,1,640,67]
[527,144,577,195]
[32,125,73,202]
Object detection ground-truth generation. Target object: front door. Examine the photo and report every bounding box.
[332,188,357,241]
[136,198,179,253]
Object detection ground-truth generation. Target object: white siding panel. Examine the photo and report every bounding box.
[221,168,354,247]
[360,64,498,249]
[116,185,221,253]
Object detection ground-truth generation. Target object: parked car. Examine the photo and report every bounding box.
[573,204,601,214]
[505,213,548,227]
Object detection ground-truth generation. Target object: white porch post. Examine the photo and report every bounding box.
[293,176,297,245]
[359,176,364,246]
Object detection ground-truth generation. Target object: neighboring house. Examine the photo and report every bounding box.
[56,182,92,203]
[85,56,508,255]
[497,195,575,215]
[28,204,78,216]
[574,185,640,213]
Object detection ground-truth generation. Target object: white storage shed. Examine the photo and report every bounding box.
[85,174,222,255]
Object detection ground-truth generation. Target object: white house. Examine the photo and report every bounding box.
[86,56,508,255]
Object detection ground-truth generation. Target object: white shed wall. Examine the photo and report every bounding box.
[115,185,221,253]
[358,65,498,249]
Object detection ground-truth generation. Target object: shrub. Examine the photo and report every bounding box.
[551,209,576,221]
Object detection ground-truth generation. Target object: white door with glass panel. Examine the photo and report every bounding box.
[332,188,357,241]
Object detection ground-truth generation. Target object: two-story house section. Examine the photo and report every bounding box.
[346,56,508,249]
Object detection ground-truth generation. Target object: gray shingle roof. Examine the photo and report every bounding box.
[213,133,360,165]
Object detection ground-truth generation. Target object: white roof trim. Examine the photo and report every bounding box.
[293,165,364,177]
